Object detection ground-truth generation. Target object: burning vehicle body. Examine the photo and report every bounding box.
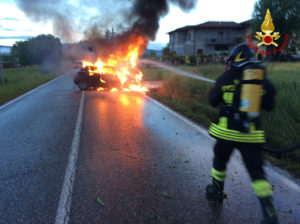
[74,65,122,90]
[74,35,148,92]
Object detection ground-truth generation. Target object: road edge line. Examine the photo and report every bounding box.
[55,91,85,224]
[0,74,65,111]
[145,95,300,192]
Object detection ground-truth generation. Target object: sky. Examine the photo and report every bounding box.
[0,0,257,49]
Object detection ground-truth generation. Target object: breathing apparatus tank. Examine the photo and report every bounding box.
[239,62,264,120]
[226,43,265,132]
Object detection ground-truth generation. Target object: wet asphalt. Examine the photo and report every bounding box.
[0,72,299,224]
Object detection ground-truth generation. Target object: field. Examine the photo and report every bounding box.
[142,62,300,178]
[0,66,57,106]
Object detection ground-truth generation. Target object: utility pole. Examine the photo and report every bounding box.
[0,54,5,86]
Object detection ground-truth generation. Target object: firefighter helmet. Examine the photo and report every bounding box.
[227,43,255,68]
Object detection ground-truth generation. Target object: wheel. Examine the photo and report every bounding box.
[77,80,88,90]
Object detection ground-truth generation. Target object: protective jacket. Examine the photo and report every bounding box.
[208,66,276,143]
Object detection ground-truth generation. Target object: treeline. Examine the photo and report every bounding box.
[3,34,62,68]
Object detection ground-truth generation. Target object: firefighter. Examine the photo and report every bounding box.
[205,43,278,224]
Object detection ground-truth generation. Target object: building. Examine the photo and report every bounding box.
[168,20,251,56]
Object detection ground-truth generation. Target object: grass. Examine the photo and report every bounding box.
[140,65,173,81]
[0,66,57,106]
[142,62,300,178]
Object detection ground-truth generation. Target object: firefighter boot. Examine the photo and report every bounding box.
[259,197,279,224]
[206,178,224,202]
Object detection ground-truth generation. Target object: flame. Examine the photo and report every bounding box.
[110,88,118,92]
[261,9,275,32]
[82,34,148,92]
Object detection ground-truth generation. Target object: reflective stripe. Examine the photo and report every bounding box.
[211,123,265,137]
[209,123,266,143]
[234,79,239,85]
[250,123,256,132]
[209,127,265,143]
[222,85,236,91]
[212,168,226,182]
[223,92,234,105]
[209,129,265,143]
[251,180,273,198]
[219,117,228,128]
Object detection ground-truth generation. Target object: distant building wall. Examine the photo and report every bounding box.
[169,21,250,56]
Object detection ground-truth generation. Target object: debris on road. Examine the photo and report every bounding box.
[96,197,105,207]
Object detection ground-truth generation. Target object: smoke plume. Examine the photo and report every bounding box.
[15,0,197,61]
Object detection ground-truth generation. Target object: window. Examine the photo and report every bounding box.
[215,45,229,51]
[197,49,203,55]
[187,32,191,41]
[218,31,224,36]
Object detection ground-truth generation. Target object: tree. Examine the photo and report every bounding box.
[27,34,62,65]
[11,41,29,66]
[11,34,62,66]
[150,50,156,57]
[162,46,170,56]
[252,0,300,55]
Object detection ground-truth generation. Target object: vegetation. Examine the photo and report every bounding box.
[0,66,56,106]
[11,34,62,66]
[141,65,173,81]
[143,62,300,178]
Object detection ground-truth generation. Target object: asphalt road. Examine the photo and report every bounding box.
[0,72,299,224]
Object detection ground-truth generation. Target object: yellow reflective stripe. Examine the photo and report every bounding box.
[210,127,265,142]
[219,117,228,128]
[234,79,239,85]
[212,168,226,182]
[212,123,265,136]
[250,123,256,132]
[251,180,273,198]
[209,123,266,143]
[210,126,265,140]
[209,128,265,143]
[223,92,234,105]
[222,85,236,91]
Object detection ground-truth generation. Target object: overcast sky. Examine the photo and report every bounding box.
[0,0,257,49]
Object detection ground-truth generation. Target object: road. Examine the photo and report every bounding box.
[0,71,299,224]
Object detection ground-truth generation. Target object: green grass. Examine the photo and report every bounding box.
[176,64,224,80]
[140,65,173,81]
[0,66,57,105]
[148,76,217,127]
[145,62,300,178]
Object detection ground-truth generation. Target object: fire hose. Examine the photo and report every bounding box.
[140,59,300,154]
[261,142,300,153]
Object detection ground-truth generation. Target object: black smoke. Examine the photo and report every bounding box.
[130,0,197,39]
[15,0,197,41]
[15,0,197,63]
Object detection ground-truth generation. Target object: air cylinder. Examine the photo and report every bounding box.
[239,63,264,119]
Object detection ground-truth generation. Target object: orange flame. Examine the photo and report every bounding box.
[82,35,148,92]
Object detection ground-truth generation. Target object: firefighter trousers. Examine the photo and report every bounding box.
[213,139,265,181]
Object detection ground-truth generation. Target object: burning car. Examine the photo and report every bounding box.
[74,65,122,90]
[73,35,148,92]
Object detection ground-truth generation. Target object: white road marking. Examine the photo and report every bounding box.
[0,74,65,111]
[145,95,300,193]
[55,91,85,224]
